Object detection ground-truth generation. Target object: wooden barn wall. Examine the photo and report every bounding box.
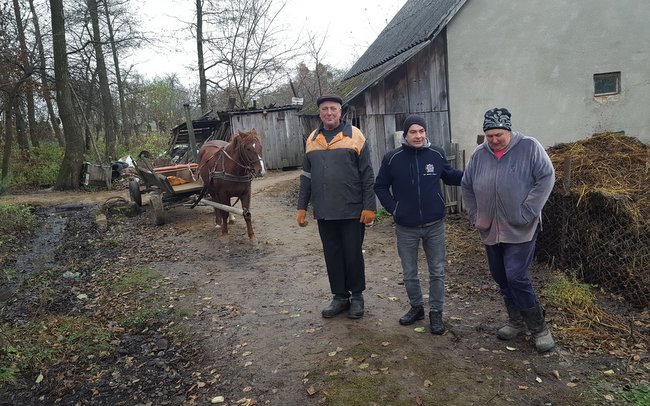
[230,109,304,169]
[349,31,451,181]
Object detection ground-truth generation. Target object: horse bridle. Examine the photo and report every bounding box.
[209,138,263,182]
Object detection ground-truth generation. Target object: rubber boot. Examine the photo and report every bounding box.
[521,304,555,352]
[348,293,364,319]
[496,301,526,340]
[322,296,350,318]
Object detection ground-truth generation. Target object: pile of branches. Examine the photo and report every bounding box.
[537,132,650,308]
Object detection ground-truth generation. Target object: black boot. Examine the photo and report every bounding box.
[497,301,526,340]
[348,294,364,319]
[429,310,445,335]
[521,304,555,352]
[322,297,350,318]
[399,305,424,325]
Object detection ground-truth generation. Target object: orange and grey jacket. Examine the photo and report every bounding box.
[297,122,376,220]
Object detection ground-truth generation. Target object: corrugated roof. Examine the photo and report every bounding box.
[343,0,467,80]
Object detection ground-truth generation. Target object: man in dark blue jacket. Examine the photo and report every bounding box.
[374,115,463,334]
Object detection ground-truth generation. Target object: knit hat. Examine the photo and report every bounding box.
[483,108,512,132]
[402,114,427,136]
[316,94,343,106]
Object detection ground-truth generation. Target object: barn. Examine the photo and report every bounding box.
[336,0,650,163]
[230,105,304,170]
[169,106,305,170]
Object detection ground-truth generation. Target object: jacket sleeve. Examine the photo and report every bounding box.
[461,157,477,225]
[358,143,377,211]
[440,157,464,186]
[521,140,555,222]
[374,153,396,213]
[297,152,311,211]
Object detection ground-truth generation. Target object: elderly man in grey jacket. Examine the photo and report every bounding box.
[461,107,555,352]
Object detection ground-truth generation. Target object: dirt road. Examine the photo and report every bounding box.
[2,169,642,405]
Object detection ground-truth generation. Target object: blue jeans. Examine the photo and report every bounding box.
[395,220,446,312]
[484,230,539,310]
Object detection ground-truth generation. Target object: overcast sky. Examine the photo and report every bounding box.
[127,0,407,86]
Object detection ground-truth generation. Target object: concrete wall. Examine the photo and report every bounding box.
[446,0,650,156]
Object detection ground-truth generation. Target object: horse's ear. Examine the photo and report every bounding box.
[250,128,262,139]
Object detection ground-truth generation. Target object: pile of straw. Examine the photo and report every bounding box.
[538,133,650,308]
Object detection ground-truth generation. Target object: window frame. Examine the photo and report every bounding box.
[593,72,621,96]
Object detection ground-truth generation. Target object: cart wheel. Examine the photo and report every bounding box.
[150,194,165,226]
[128,180,142,206]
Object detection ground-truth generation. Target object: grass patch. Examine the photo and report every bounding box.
[110,267,160,293]
[0,204,36,247]
[325,375,402,406]
[375,208,392,222]
[1,267,17,283]
[621,384,650,405]
[544,272,596,308]
[8,142,63,189]
[109,267,167,328]
[120,300,165,327]
[0,315,113,384]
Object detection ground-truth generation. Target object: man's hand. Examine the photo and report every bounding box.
[297,209,308,227]
[359,210,375,224]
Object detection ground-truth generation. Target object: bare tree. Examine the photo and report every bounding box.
[12,0,38,149]
[28,0,64,146]
[202,0,295,108]
[0,1,31,179]
[87,0,117,160]
[102,0,130,147]
[50,0,85,190]
[195,0,208,112]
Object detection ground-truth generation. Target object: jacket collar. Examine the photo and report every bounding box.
[400,137,431,151]
[316,121,353,138]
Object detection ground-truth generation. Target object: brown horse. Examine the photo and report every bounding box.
[196,129,266,240]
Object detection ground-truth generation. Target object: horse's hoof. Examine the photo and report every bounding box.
[215,224,222,229]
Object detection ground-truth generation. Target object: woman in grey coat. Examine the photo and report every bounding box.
[461,108,555,352]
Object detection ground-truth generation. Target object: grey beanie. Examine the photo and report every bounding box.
[403,114,427,136]
[483,108,512,132]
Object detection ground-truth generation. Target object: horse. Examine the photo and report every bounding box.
[195,129,266,240]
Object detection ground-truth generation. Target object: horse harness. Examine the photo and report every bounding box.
[204,141,262,183]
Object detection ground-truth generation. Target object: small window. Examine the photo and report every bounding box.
[594,72,620,96]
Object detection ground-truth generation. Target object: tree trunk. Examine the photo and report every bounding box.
[1,99,14,181]
[196,0,207,112]
[12,0,38,149]
[29,0,64,146]
[14,97,29,156]
[50,0,85,190]
[87,0,116,160]
[103,0,131,147]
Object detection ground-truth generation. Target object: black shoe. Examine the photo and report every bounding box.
[348,296,364,319]
[399,305,425,325]
[429,310,445,335]
[322,298,350,318]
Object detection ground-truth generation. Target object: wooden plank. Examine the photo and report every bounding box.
[172,181,204,193]
[384,65,409,114]
[230,109,304,169]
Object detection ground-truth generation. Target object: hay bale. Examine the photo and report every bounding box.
[538,132,650,308]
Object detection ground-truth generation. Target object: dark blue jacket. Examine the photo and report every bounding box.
[374,139,463,227]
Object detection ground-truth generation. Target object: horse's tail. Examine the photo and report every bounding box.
[190,182,209,209]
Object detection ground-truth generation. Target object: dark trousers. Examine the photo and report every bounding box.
[317,219,366,297]
[485,232,539,310]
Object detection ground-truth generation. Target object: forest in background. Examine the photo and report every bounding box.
[0,0,343,191]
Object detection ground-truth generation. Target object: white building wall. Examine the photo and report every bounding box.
[446,0,650,156]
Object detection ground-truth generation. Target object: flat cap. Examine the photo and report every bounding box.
[316,94,343,106]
